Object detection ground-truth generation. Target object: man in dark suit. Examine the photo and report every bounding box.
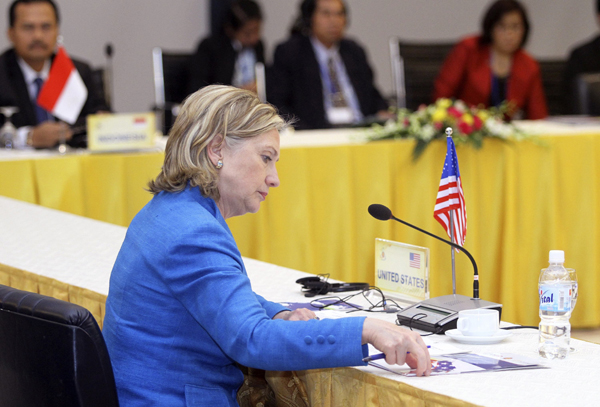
[188,0,265,94]
[562,0,600,114]
[267,0,391,130]
[0,0,106,148]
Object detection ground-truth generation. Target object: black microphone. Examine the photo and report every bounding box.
[368,203,479,299]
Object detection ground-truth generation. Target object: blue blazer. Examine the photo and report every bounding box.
[103,186,367,406]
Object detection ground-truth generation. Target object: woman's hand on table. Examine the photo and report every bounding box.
[273,308,318,321]
[362,318,431,376]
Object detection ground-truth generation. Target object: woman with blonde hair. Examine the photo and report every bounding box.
[103,85,430,406]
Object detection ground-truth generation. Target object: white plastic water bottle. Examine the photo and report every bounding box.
[538,250,572,359]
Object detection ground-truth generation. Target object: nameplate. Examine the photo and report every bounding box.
[327,107,354,125]
[87,113,156,152]
[374,238,430,302]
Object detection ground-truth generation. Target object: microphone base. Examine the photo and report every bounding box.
[396,294,502,334]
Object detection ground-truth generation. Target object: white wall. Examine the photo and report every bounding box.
[1,0,597,112]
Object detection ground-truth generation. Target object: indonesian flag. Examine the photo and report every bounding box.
[37,46,88,124]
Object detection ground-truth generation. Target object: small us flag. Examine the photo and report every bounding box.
[409,252,421,269]
[433,133,467,250]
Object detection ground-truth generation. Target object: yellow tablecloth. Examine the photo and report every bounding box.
[1,132,598,328]
[229,133,599,328]
[0,151,164,226]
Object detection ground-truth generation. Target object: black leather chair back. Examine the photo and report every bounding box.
[152,48,192,135]
[161,53,192,106]
[0,285,119,407]
[572,72,600,116]
[538,59,566,116]
[398,41,455,110]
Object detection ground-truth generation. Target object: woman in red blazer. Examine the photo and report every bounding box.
[433,0,547,120]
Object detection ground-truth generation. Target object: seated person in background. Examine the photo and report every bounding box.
[188,0,264,94]
[103,85,431,405]
[433,0,547,120]
[267,0,391,130]
[562,0,600,114]
[0,0,107,148]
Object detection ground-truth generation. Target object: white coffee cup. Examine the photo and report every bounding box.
[456,309,499,337]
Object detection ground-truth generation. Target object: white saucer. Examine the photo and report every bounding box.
[445,329,512,344]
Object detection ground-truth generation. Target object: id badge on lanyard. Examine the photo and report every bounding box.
[327,106,354,125]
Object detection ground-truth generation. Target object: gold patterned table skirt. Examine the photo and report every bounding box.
[0,263,107,328]
[238,367,478,407]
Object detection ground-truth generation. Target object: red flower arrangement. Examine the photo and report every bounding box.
[368,98,525,160]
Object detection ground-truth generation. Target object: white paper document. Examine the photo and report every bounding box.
[365,343,547,377]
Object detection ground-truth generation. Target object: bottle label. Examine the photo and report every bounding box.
[539,284,572,312]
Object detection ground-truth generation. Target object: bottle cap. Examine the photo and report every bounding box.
[549,250,565,263]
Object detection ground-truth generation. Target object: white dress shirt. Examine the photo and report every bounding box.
[17,57,51,101]
[231,40,257,88]
[310,36,363,125]
[13,58,52,149]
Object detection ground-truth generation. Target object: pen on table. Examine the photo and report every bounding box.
[362,346,431,363]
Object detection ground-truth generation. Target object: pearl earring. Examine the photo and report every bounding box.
[216,160,223,169]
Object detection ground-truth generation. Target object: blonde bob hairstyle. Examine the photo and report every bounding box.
[148,85,286,200]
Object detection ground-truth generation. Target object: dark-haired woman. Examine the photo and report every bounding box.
[433,0,547,119]
[188,0,264,94]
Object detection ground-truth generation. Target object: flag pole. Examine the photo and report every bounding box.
[450,209,456,295]
[445,127,457,295]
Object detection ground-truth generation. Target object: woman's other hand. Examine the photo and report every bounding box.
[362,318,431,376]
[273,308,318,321]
